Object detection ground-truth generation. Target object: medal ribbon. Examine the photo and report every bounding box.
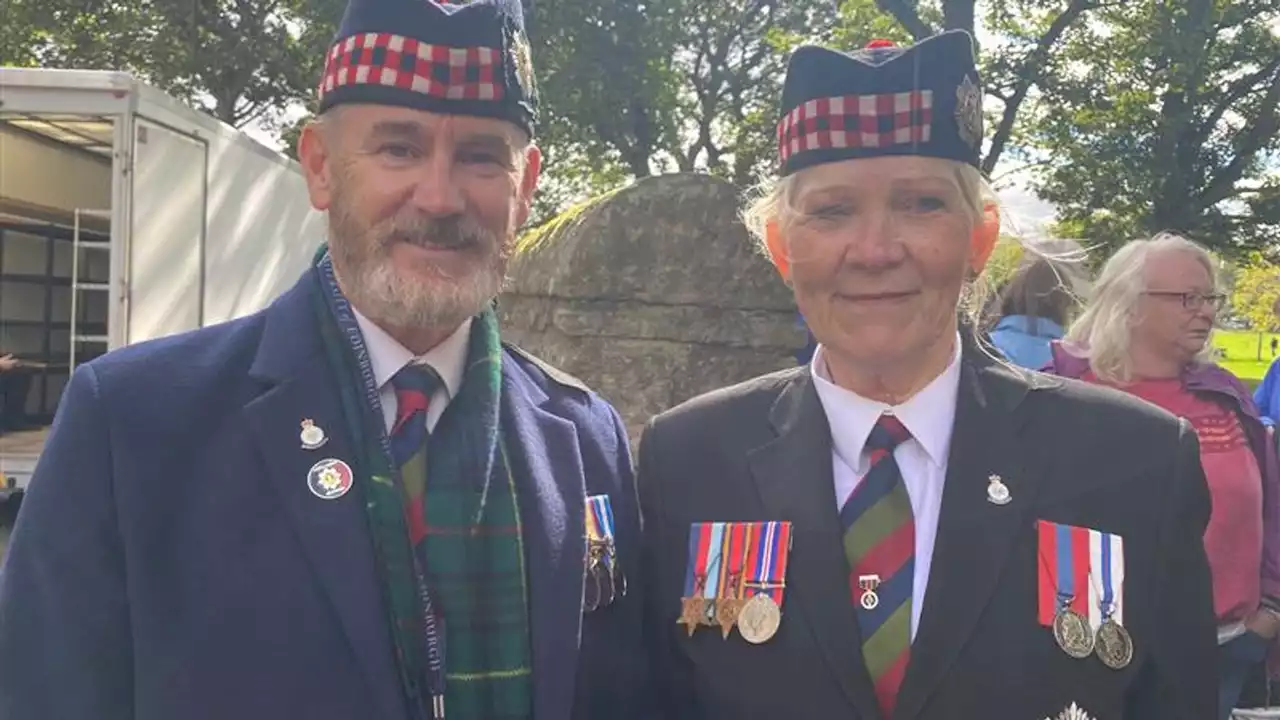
[1088,529,1125,626]
[685,523,715,598]
[702,523,726,603]
[1036,520,1090,626]
[721,523,747,600]
[586,495,614,574]
[745,521,793,605]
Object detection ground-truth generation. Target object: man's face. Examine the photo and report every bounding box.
[781,155,981,372]
[299,105,541,332]
[1133,250,1218,363]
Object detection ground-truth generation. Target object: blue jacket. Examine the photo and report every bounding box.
[0,275,647,720]
[1255,356,1280,427]
[988,315,1063,371]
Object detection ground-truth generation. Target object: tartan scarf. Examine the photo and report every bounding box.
[307,248,534,720]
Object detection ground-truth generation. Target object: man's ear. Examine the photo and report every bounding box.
[513,143,543,229]
[764,219,791,281]
[970,203,1000,274]
[298,120,335,212]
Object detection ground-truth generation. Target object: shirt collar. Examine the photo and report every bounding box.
[351,308,470,400]
[809,335,963,471]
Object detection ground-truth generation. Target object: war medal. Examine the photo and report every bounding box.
[737,520,793,644]
[715,522,750,638]
[680,523,716,636]
[1038,520,1094,659]
[585,495,624,612]
[1089,529,1132,670]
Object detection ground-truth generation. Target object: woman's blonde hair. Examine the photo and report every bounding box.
[1063,232,1218,384]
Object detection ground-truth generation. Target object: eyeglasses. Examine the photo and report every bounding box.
[1143,291,1227,311]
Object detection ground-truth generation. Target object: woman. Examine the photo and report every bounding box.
[1044,233,1280,720]
[986,240,1088,370]
[637,31,1216,720]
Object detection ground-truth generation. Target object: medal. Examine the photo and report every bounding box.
[737,593,781,644]
[1037,520,1094,659]
[678,597,704,636]
[738,520,793,643]
[299,418,328,450]
[857,574,881,610]
[585,495,624,611]
[1094,618,1133,669]
[1089,530,1131,669]
[681,523,717,636]
[1052,607,1094,658]
[714,522,750,638]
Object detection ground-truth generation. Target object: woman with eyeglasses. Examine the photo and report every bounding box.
[1045,231,1280,720]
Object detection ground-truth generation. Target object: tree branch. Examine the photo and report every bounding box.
[1199,71,1280,208]
[873,0,933,40]
[981,0,1095,174]
[1192,58,1280,149]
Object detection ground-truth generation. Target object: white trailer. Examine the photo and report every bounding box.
[0,68,327,496]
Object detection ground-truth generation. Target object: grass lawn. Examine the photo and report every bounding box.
[1213,330,1280,390]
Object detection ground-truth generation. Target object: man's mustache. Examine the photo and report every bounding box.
[380,214,495,252]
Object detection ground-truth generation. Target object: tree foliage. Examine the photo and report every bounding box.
[2,0,340,134]
[1032,0,1280,257]
[1231,254,1280,332]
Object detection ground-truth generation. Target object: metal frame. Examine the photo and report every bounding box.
[69,208,112,374]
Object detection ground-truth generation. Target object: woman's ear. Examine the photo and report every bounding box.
[970,204,1000,273]
[765,219,791,281]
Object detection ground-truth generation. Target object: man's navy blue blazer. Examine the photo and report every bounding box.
[0,274,648,720]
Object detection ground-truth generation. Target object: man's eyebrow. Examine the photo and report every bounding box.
[368,120,425,139]
[456,133,517,153]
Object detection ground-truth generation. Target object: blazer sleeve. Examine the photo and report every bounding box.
[0,364,134,720]
[1126,419,1217,719]
[637,418,697,719]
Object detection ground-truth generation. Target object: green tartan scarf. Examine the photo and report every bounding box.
[308,248,533,720]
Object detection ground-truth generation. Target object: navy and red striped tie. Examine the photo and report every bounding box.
[840,413,914,718]
[390,364,441,545]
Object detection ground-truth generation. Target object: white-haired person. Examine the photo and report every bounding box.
[1046,232,1280,720]
[636,31,1216,720]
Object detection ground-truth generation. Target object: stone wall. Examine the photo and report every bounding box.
[499,173,806,447]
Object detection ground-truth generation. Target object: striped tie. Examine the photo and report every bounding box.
[840,413,914,719]
[390,364,442,545]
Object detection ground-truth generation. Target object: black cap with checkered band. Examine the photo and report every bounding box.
[776,30,982,177]
[317,0,537,137]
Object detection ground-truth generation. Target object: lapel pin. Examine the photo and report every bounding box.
[300,419,328,450]
[307,458,353,500]
[857,574,881,610]
[987,474,1012,505]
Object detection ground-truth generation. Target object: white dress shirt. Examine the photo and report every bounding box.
[810,337,962,639]
[351,309,471,434]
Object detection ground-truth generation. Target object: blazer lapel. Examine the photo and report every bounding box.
[895,353,1036,720]
[501,359,587,720]
[242,281,407,720]
[746,371,880,720]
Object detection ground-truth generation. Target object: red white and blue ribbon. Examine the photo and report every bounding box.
[744,521,794,605]
[1037,520,1125,628]
[585,494,616,574]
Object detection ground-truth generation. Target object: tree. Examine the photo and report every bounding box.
[1231,254,1280,333]
[835,0,1110,176]
[1032,0,1280,256]
[4,0,340,136]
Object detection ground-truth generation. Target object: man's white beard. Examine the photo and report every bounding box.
[337,243,507,332]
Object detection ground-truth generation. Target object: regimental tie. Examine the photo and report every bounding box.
[390,363,448,719]
[840,413,915,719]
[390,364,443,547]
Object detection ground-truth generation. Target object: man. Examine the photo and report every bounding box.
[638,32,1216,720]
[1046,233,1280,720]
[0,353,34,432]
[0,1,646,719]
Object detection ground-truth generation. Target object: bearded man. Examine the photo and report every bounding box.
[0,1,647,719]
